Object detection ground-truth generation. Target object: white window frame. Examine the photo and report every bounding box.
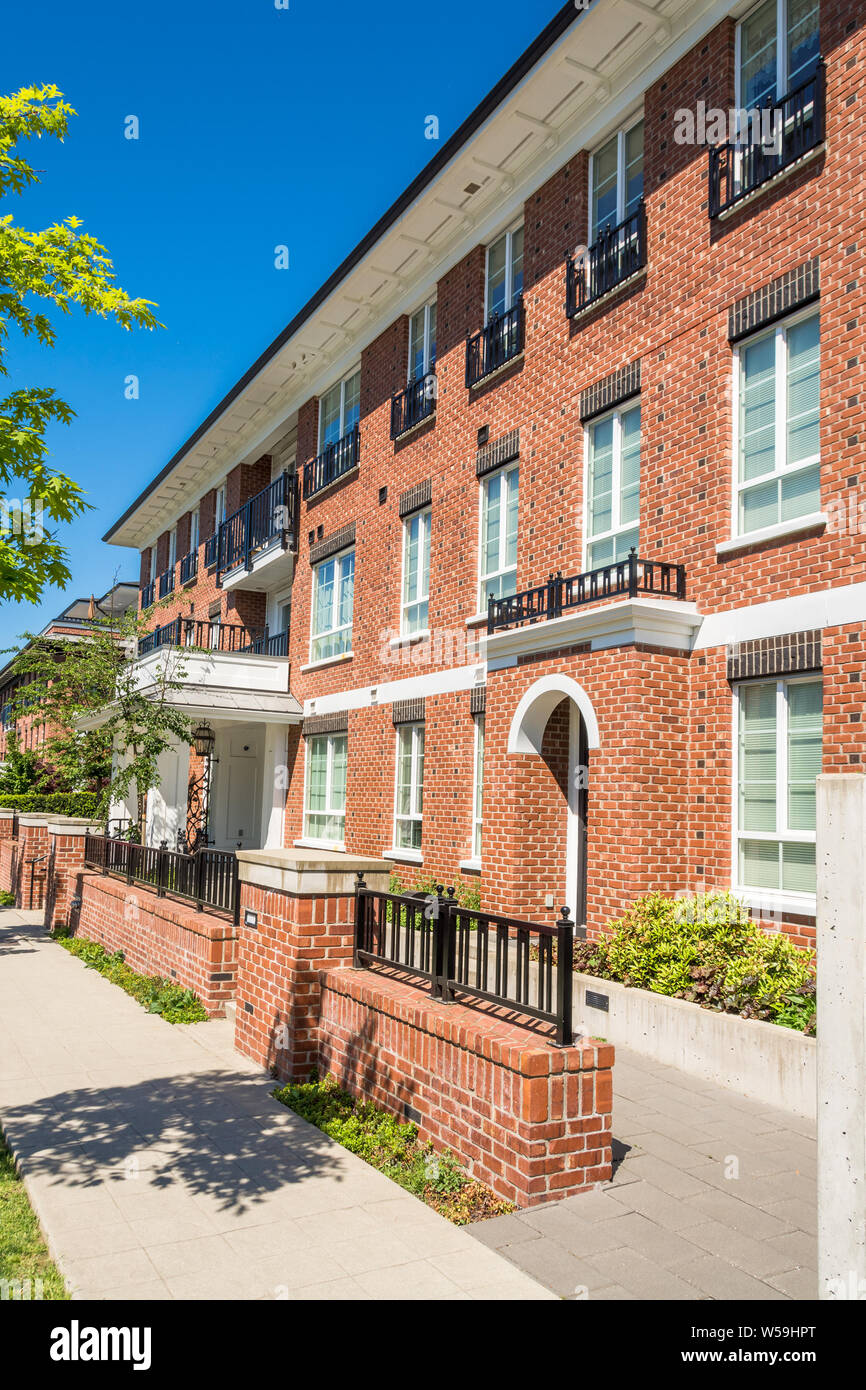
[731,674,822,910]
[478,463,519,608]
[731,306,820,540]
[588,112,644,242]
[582,402,641,570]
[303,732,347,850]
[309,547,354,664]
[408,300,437,382]
[189,506,200,554]
[168,527,177,569]
[214,484,226,528]
[471,713,484,861]
[400,508,431,638]
[148,546,157,583]
[393,722,424,855]
[318,366,361,451]
[484,219,524,317]
[735,0,820,108]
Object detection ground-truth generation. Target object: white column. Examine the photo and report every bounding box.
[816,774,866,1299]
[261,722,289,849]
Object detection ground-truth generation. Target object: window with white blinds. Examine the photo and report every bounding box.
[585,403,640,569]
[479,464,519,606]
[735,311,820,536]
[736,677,822,897]
[401,508,431,636]
[304,734,347,847]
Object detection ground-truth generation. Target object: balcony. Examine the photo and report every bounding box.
[303,425,360,500]
[566,202,647,316]
[466,297,524,388]
[391,373,437,439]
[203,532,218,567]
[708,62,825,219]
[141,580,156,608]
[179,550,198,584]
[138,617,289,658]
[157,568,175,598]
[487,550,687,636]
[217,471,299,590]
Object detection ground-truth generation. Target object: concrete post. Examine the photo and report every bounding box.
[816,774,866,1299]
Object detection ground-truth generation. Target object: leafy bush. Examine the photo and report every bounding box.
[387,869,481,911]
[55,935,208,1024]
[0,791,99,817]
[0,890,16,907]
[273,1074,513,1224]
[573,891,815,1032]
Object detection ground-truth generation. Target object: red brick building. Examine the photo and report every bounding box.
[103,0,864,949]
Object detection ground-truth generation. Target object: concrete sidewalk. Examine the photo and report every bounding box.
[470,1044,817,1300]
[0,912,553,1301]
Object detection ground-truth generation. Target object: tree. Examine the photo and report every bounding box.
[0,729,47,794]
[0,85,160,602]
[9,605,193,836]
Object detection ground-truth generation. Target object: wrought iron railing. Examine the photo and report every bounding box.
[84,833,239,921]
[709,62,825,218]
[391,373,437,438]
[566,201,647,316]
[140,580,156,608]
[138,617,290,658]
[217,471,298,579]
[179,550,198,584]
[303,426,360,500]
[158,568,175,598]
[465,296,524,388]
[354,877,577,1045]
[487,549,686,634]
[203,533,219,567]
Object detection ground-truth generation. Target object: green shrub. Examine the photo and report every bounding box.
[574,891,815,1031]
[0,791,99,817]
[0,890,16,907]
[56,935,208,1024]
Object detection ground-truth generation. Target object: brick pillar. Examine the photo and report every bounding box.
[0,810,19,897]
[44,818,98,933]
[17,815,53,911]
[234,848,390,1080]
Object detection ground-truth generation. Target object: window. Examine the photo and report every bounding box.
[215,485,226,528]
[304,734,347,847]
[408,302,437,382]
[585,404,640,569]
[738,0,819,108]
[735,311,820,536]
[479,464,519,605]
[472,714,484,860]
[168,527,177,570]
[394,723,424,851]
[401,509,431,636]
[590,118,644,241]
[310,549,354,663]
[149,547,157,583]
[319,368,361,450]
[486,222,524,318]
[189,507,199,553]
[736,677,822,898]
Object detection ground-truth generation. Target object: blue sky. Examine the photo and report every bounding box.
[1,0,556,650]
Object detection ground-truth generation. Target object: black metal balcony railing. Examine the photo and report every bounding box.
[157,568,175,599]
[465,296,524,388]
[390,373,437,439]
[566,201,647,317]
[203,532,219,567]
[487,550,686,634]
[140,580,156,608]
[84,833,239,922]
[217,470,299,580]
[179,550,198,584]
[709,61,825,218]
[303,425,360,500]
[138,617,290,659]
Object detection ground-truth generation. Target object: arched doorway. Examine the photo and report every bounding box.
[507,675,600,927]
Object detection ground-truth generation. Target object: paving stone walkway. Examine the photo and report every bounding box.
[470,1044,817,1300]
[0,912,553,1301]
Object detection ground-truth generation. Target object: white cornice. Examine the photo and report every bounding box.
[484,598,703,668]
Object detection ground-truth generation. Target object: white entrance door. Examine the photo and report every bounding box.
[214,728,262,849]
[565,703,589,928]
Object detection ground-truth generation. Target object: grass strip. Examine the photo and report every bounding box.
[55,933,208,1024]
[0,1133,69,1300]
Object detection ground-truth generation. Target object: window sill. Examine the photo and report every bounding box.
[733,886,816,920]
[467,350,525,392]
[293,837,346,853]
[715,141,826,222]
[300,652,353,673]
[384,848,423,865]
[389,630,429,649]
[466,612,490,629]
[304,465,360,505]
[459,858,482,874]
[716,512,827,557]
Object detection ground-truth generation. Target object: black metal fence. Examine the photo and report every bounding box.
[140,580,156,608]
[465,297,524,388]
[203,532,219,567]
[566,201,647,316]
[138,617,289,658]
[709,62,825,218]
[84,832,239,921]
[487,549,686,634]
[303,425,360,499]
[179,550,198,584]
[391,373,437,438]
[218,471,298,579]
[354,877,578,1045]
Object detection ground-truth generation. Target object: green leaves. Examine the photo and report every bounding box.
[0,84,162,604]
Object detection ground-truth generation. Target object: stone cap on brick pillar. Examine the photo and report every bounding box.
[0,809,16,820]
[46,817,102,837]
[237,847,391,897]
[17,813,55,826]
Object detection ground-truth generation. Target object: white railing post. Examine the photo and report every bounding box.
[816,774,866,1300]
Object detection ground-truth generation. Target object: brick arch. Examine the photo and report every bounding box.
[507,674,600,756]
